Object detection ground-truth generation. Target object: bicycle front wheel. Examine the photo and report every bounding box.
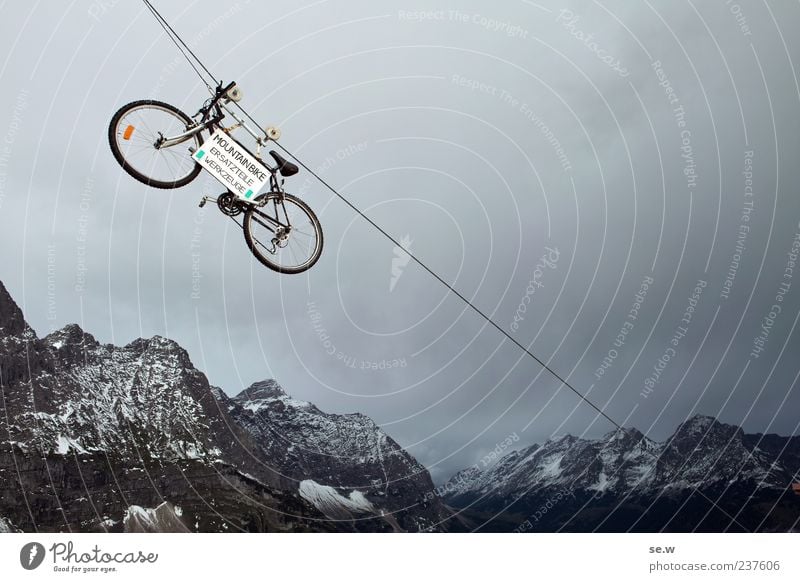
[243,193,324,274]
[108,99,202,189]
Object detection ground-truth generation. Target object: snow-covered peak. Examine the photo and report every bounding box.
[602,426,645,443]
[673,415,726,438]
[5,322,222,462]
[124,335,190,360]
[441,466,484,498]
[234,379,313,413]
[236,379,287,401]
[666,415,746,459]
[43,324,98,351]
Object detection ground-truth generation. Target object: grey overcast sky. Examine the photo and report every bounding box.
[1,1,799,482]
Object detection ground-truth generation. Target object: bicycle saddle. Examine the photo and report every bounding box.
[269,150,299,177]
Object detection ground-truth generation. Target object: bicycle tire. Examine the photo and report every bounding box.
[108,99,202,189]
[243,193,324,274]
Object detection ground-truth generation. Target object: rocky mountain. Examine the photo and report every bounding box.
[5,276,798,533]
[0,280,451,532]
[443,417,800,532]
[227,380,449,530]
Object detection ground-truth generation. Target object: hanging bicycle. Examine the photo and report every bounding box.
[108,81,323,274]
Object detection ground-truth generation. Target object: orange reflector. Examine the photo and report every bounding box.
[122,125,135,140]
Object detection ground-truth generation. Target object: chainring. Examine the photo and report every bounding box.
[217,192,243,217]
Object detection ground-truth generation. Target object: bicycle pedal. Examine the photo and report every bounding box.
[199,199,206,208]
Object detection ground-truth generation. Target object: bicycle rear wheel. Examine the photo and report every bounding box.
[108,99,202,189]
[243,193,324,274]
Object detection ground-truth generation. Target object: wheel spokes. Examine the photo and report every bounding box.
[115,104,197,184]
[247,197,320,270]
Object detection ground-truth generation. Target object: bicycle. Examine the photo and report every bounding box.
[108,81,323,274]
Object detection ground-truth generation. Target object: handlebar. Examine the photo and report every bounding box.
[208,81,238,109]
[207,81,276,143]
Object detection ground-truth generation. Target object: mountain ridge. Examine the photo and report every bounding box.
[442,416,800,531]
[4,278,799,532]
[0,280,453,532]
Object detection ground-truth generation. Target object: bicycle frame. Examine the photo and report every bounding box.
[184,83,295,238]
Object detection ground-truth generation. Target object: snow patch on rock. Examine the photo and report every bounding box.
[56,435,88,455]
[299,479,376,519]
[123,502,187,532]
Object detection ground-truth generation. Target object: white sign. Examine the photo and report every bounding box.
[193,130,270,200]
